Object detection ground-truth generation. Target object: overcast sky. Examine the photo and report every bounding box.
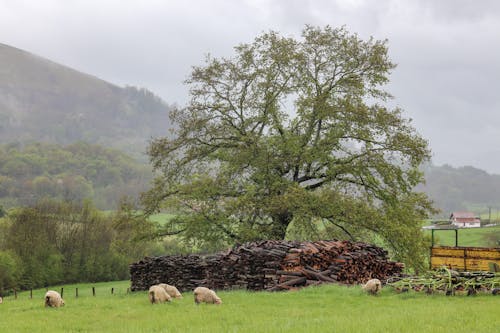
[1,0,499,172]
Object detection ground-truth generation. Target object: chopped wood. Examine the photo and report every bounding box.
[130,240,403,292]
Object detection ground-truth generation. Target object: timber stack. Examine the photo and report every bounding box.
[130,240,404,292]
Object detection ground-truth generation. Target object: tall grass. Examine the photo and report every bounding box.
[1,281,498,332]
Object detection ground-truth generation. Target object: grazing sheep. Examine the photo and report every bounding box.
[158,283,183,299]
[0,296,3,304]
[45,290,65,307]
[148,285,172,304]
[362,278,382,295]
[193,287,222,305]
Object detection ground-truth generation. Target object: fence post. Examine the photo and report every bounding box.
[60,288,64,298]
[111,287,114,295]
[30,289,33,299]
[92,287,95,296]
[76,288,78,298]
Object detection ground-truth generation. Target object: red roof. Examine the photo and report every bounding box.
[450,212,480,223]
[450,212,475,219]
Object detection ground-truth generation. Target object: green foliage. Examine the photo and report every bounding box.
[110,198,163,263]
[0,250,22,293]
[1,199,160,289]
[1,282,499,333]
[144,25,435,270]
[0,142,152,210]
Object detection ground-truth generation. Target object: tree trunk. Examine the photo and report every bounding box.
[270,211,293,239]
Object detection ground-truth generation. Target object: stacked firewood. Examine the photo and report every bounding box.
[129,240,403,292]
[272,240,404,290]
[203,240,300,290]
[129,254,205,291]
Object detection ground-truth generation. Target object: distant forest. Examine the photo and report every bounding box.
[418,164,500,217]
[2,142,500,216]
[0,142,152,210]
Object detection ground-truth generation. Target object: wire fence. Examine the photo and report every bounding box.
[2,286,133,300]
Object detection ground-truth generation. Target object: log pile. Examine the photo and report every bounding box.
[129,254,205,291]
[130,240,403,292]
[272,240,404,290]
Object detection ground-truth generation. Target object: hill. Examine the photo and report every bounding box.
[418,164,500,218]
[0,43,172,160]
[0,142,152,209]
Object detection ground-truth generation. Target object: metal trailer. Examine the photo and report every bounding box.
[429,226,500,272]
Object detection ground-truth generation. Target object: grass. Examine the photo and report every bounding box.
[427,225,500,247]
[148,212,177,226]
[1,281,499,332]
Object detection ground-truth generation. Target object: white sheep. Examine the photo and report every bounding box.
[362,278,382,295]
[148,285,172,304]
[0,296,3,304]
[193,287,222,305]
[158,283,183,299]
[45,290,65,307]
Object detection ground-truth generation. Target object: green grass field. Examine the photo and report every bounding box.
[148,212,177,225]
[1,281,499,333]
[427,225,500,247]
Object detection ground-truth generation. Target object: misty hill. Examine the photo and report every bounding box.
[418,164,500,217]
[0,43,171,160]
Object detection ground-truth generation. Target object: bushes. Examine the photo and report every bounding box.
[0,250,22,294]
[1,199,160,289]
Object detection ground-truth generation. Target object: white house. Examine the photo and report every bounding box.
[450,212,481,228]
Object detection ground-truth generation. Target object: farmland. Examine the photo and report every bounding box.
[1,281,498,333]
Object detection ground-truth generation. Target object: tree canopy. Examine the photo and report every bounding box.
[143,25,435,270]
[0,142,152,209]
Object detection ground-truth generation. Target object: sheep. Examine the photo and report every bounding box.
[157,283,183,299]
[45,290,65,307]
[148,285,172,304]
[0,296,3,304]
[193,287,222,305]
[362,278,382,295]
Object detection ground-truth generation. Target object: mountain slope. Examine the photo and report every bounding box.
[418,164,500,217]
[0,43,171,160]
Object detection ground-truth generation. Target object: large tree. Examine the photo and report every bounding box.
[143,26,435,269]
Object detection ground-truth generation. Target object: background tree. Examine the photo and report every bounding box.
[3,199,161,288]
[143,25,435,269]
[0,204,5,218]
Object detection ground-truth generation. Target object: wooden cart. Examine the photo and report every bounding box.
[429,226,500,272]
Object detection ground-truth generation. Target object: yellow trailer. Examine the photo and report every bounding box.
[429,226,500,272]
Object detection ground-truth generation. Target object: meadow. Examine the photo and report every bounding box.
[1,281,498,333]
[427,225,500,247]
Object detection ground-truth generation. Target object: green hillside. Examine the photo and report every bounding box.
[418,164,500,217]
[0,142,152,209]
[0,43,172,160]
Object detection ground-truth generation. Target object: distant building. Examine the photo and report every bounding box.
[450,212,481,228]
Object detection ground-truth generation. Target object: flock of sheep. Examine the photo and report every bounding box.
[147,284,222,305]
[42,279,381,308]
[43,284,223,308]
